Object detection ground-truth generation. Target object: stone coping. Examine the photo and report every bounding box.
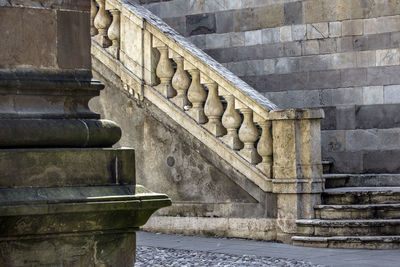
[0,185,171,217]
[118,0,278,113]
[269,108,325,120]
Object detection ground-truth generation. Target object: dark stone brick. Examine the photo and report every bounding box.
[283,41,302,57]
[240,75,261,90]
[246,75,281,92]
[262,43,284,58]
[367,66,400,86]
[340,68,367,87]
[390,32,400,48]
[366,33,391,50]
[233,8,258,32]
[336,105,356,130]
[337,36,353,52]
[204,47,237,63]
[355,104,400,129]
[321,107,337,130]
[237,45,264,61]
[186,13,216,36]
[352,36,368,51]
[163,16,187,36]
[215,10,234,33]
[57,10,91,69]
[323,151,364,174]
[363,150,400,173]
[319,38,337,54]
[284,1,303,24]
[280,72,309,91]
[309,70,341,90]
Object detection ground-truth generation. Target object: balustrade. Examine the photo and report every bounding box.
[171,56,190,109]
[107,9,120,58]
[89,0,291,179]
[186,69,207,124]
[90,0,98,36]
[94,0,112,47]
[154,45,176,98]
[221,95,243,150]
[238,108,261,164]
[256,120,273,177]
[203,81,226,137]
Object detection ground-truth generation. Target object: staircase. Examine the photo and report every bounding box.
[293,174,400,249]
[89,0,400,248]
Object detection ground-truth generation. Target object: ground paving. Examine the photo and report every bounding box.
[136,231,400,267]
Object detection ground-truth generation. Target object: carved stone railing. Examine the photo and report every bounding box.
[91,0,325,241]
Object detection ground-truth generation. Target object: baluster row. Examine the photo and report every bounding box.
[152,41,273,177]
[91,0,120,58]
[90,3,273,177]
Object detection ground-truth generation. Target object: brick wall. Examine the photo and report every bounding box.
[141,0,400,174]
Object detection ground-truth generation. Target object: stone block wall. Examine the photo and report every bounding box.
[139,0,400,174]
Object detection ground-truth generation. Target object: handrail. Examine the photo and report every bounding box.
[90,0,324,194]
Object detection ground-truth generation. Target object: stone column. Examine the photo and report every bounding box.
[269,109,324,243]
[0,1,170,266]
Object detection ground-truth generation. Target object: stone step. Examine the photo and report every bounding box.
[314,204,400,219]
[324,174,400,188]
[322,160,332,174]
[322,187,400,204]
[292,235,400,249]
[296,219,400,236]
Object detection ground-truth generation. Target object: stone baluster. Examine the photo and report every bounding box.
[256,120,273,177]
[221,95,243,150]
[238,108,261,164]
[90,0,98,36]
[171,56,190,109]
[107,9,120,59]
[94,0,112,48]
[154,46,176,98]
[186,69,207,124]
[203,82,226,137]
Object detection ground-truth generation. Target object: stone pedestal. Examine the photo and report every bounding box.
[269,109,324,242]
[0,1,170,265]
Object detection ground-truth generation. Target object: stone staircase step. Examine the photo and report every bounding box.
[296,219,400,236]
[292,235,400,249]
[322,160,332,174]
[324,174,400,188]
[322,187,400,204]
[314,204,400,219]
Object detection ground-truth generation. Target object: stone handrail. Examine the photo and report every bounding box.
[90,0,324,197]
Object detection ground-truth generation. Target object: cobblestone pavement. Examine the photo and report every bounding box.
[135,246,325,267]
[137,231,400,267]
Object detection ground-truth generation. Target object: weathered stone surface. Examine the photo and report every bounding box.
[90,71,266,205]
[5,0,90,10]
[0,148,135,188]
[0,119,121,148]
[0,232,136,267]
[57,10,91,69]
[0,7,57,69]
[284,2,303,25]
[186,13,216,36]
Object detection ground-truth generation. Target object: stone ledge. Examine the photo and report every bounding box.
[269,108,324,120]
[0,119,121,147]
[142,216,277,241]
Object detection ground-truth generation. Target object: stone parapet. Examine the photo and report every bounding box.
[268,108,324,242]
[90,0,327,245]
